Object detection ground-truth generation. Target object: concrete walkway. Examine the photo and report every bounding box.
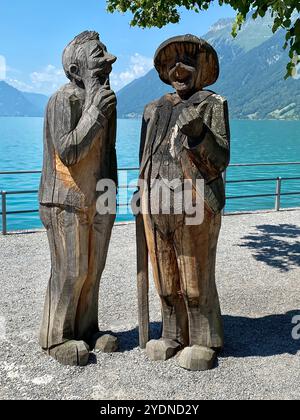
[0,210,299,400]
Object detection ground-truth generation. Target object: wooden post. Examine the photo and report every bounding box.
[136,213,149,348]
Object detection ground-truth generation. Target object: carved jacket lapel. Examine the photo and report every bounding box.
[190,89,214,107]
[140,97,173,176]
[150,98,173,157]
[140,91,214,178]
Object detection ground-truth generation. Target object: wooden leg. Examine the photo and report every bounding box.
[39,206,90,351]
[143,214,189,346]
[174,212,224,349]
[160,295,189,346]
[75,213,115,344]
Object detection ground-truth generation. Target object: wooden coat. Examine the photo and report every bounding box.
[39,83,117,209]
[139,90,230,214]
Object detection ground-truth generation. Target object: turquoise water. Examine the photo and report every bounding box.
[0,117,299,231]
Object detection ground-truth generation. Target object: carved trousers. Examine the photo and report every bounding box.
[39,205,115,350]
[143,210,224,349]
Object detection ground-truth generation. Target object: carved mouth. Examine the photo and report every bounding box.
[105,64,112,74]
[99,74,110,87]
[93,64,112,80]
[173,78,191,90]
[169,62,195,93]
[98,64,112,76]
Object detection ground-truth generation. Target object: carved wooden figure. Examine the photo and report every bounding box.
[39,31,118,366]
[137,35,230,371]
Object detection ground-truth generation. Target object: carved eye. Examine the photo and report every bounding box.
[91,46,104,58]
[168,63,177,72]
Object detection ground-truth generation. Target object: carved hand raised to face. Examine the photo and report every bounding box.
[62,31,117,118]
[167,56,203,137]
[167,52,203,138]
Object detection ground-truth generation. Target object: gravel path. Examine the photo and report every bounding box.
[0,210,300,400]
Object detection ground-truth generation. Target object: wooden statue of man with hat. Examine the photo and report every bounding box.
[136,34,230,371]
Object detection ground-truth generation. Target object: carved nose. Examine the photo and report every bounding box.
[106,54,117,64]
[174,62,190,80]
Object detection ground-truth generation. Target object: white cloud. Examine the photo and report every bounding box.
[5,54,153,95]
[28,56,153,94]
[30,65,67,94]
[111,53,153,91]
[0,55,6,80]
[6,78,34,92]
[6,64,67,95]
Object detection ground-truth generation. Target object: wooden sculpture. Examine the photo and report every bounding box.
[39,31,118,366]
[137,35,230,371]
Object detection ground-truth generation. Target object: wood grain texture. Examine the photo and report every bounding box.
[39,32,117,366]
[136,213,150,348]
[154,35,219,90]
[137,36,230,368]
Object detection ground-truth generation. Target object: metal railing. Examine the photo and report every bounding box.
[1,162,300,235]
[225,176,300,211]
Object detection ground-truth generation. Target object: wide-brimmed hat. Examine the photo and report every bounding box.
[154,34,219,89]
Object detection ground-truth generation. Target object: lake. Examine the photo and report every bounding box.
[0,117,299,232]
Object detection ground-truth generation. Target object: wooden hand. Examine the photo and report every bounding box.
[83,68,116,121]
[93,89,117,120]
[177,106,203,138]
[84,71,102,109]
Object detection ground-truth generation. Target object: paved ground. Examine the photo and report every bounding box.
[0,210,300,400]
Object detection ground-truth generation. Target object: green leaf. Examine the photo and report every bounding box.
[106,0,300,79]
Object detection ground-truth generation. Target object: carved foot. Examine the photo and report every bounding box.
[94,334,119,353]
[177,345,216,371]
[146,339,181,361]
[48,340,90,367]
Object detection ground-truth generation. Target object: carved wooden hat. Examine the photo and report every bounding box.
[154,34,219,89]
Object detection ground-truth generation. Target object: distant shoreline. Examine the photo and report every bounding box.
[0,115,299,122]
[118,116,300,122]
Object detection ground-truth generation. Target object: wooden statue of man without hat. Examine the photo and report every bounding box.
[136,35,230,371]
[39,31,118,366]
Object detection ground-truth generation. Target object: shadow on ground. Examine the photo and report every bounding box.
[239,224,300,272]
[108,322,162,353]
[107,311,300,358]
[223,311,300,358]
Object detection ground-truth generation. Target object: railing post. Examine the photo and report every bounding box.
[1,191,7,235]
[275,177,282,211]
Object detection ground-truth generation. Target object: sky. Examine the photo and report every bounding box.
[0,0,235,95]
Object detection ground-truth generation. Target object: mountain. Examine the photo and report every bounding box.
[117,14,300,120]
[22,91,48,114]
[0,81,48,117]
[1,14,298,120]
[205,14,274,53]
[117,68,171,119]
[214,29,300,120]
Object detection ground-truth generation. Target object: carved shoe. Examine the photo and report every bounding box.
[48,340,90,366]
[177,345,216,371]
[146,339,181,361]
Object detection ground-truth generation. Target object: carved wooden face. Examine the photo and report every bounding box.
[167,54,197,98]
[83,39,117,79]
[155,37,219,93]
